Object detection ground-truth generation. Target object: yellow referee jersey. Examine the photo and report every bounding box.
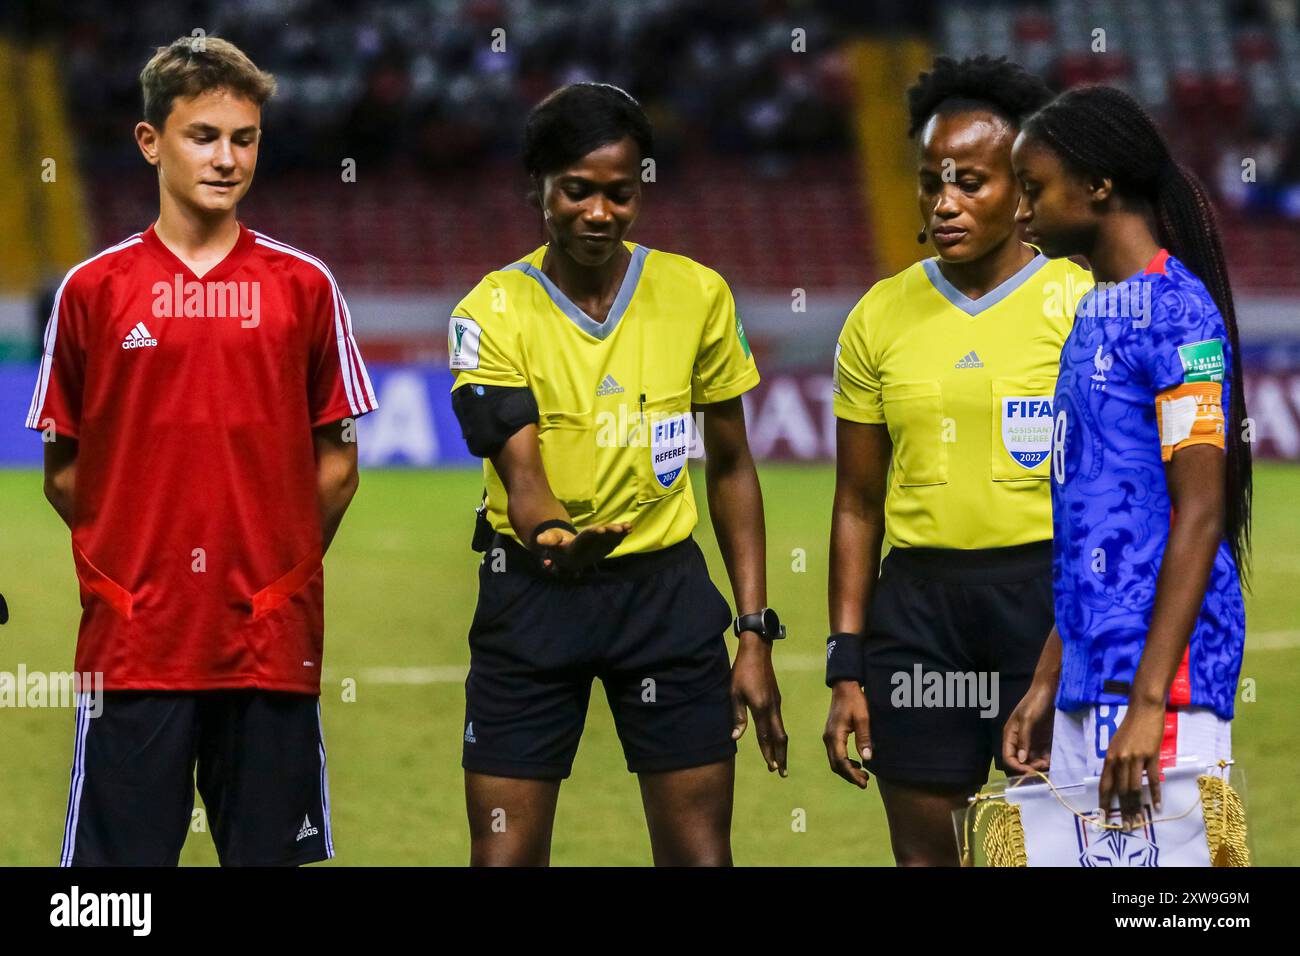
[449,242,759,557]
[834,252,1092,550]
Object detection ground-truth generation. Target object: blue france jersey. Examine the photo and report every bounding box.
[1051,251,1245,719]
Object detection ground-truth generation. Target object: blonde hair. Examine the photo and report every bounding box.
[140,35,276,128]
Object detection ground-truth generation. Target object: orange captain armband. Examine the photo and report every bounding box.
[1156,381,1225,462]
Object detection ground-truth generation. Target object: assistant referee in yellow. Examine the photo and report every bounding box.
[448,83,786,867]
[822,56,1092,865]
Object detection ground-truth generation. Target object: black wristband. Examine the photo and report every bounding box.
[825,632,865,688]
[531,518,577,575]
[530,518,576,547]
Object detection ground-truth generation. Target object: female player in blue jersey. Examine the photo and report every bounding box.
[1006,86,1252,827]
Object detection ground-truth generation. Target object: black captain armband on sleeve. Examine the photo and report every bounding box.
[451,384,540,459]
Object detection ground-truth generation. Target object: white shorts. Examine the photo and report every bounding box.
[1050,703,1231,784]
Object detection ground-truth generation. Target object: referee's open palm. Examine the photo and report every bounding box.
[537,523,631,572]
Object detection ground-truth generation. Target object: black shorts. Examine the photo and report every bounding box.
[462,534,736,779]
[861,541,1053,789]
[61,690,333,867]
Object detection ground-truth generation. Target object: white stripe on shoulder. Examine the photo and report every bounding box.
[252,232,376,415]
[338,293,378,409]
[27,234,144,429]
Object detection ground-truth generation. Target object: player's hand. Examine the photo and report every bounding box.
[536,523,631,572]
[1002,679,1055,775]
[730,637,787,776]
[1098,700,1166,829]
[823,680,871,789]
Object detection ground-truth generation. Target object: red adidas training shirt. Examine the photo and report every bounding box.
[26,223,378,692]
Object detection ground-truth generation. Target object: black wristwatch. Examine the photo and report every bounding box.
[733,607,785,641]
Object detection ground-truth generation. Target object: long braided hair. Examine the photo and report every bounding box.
[1023,85,1252,586]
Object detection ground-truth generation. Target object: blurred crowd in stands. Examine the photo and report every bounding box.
[4,0,1298,221]
[943,0,1300,220]
[16,0,854,174]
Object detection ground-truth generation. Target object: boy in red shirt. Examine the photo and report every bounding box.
[27,36,377,865]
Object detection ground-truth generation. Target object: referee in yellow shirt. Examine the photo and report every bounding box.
[823,56,1092,865]
[449,83,786,866]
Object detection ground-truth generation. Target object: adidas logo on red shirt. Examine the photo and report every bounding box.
[121,322,158,349]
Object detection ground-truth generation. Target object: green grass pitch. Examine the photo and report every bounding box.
[1,463,1296,866]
